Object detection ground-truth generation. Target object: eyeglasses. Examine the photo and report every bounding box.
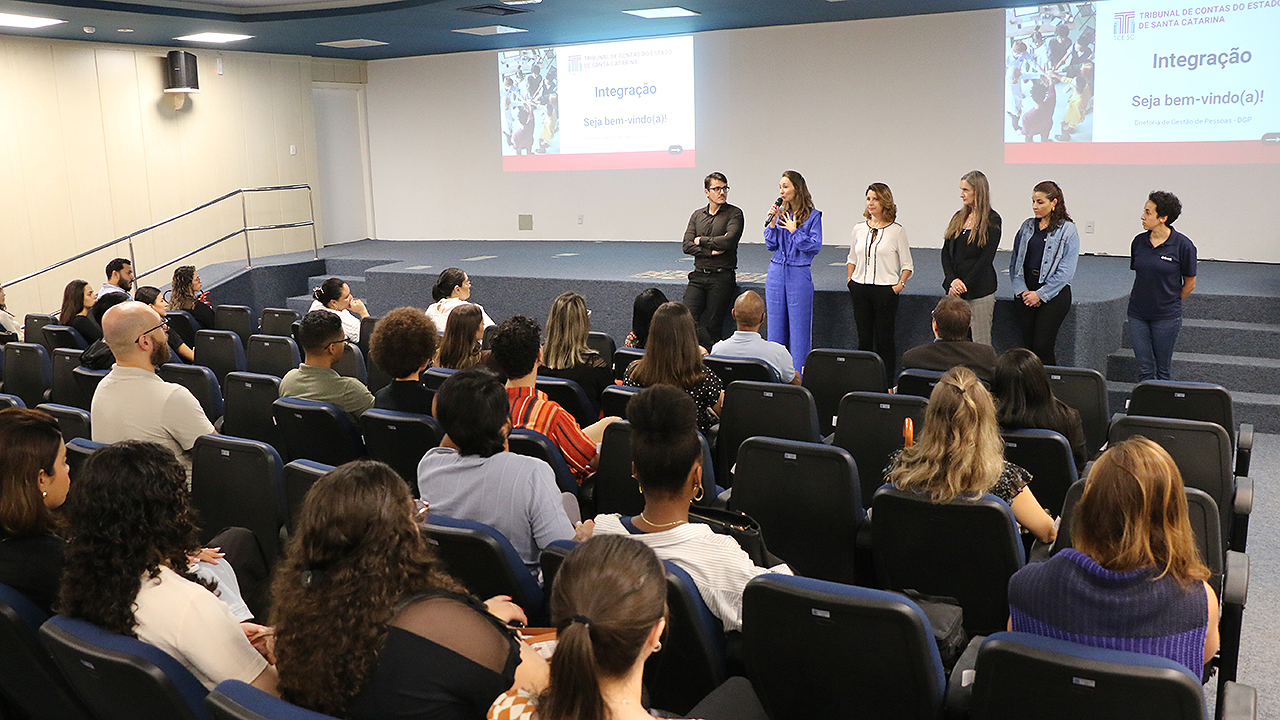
[326,338,350,350]
[135,319,169,344]
[708,186,729,193]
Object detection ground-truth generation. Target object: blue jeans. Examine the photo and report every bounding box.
[1129,315,1182,381]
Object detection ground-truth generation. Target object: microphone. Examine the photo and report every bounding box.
[765,197,783,227]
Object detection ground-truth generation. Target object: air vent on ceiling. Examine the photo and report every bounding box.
[459,4,530,16]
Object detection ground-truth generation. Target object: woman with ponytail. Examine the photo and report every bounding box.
[887,365,1056,544]
[309,277,369,342]
[426,268,496,335]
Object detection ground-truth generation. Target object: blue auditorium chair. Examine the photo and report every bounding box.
[221,372,281,451]
[159,363,226,423]
[587,331,616,363]
[599,383,642,419]
[0,582,94,720]
[245,334,302,379]
[422,366,458,390]
[22,314,57,354]
[1000,428,1077,525]
[715,380,821,486]
[214,305,255,347]
[612,346,644,380]
[704,355,781,384]
[895,367,946,398]
[333,343,368,384]
[167,309,202,348]
[258,309,298,337]
[3,342,52,408]
[283,460,334,534]
[195,329,247,386]
[507,427,578,495]
[271,397,365,465]
[71,365,109,408]
[535,375,597,428]
[832,391,928,506]
[0,393,24,409]
[423,514,546,625]
[360,409,443,494]
[191,434,287,571]
[208,679,341,720]
[42,324,88,350]
[66,438,106,480]
[1127,380,1253,477]
[1044,364,1109,459]
[802,348,887,436]
[35,402,92,443]
[50,346,88,408]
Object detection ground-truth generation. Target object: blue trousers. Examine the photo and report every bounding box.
[766,262,813,373]
[1129,315,1182,381]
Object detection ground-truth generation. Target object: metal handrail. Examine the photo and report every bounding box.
[3,184,317,288]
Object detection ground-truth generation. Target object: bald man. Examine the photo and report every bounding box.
[91,301,214,473]
[709,291,801,385]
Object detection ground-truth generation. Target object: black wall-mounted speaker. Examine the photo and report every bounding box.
[164,50,199,93]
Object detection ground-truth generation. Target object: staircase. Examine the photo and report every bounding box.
[1105,292,1280,432]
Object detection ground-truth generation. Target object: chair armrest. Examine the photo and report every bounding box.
[943,635,986,720]
[1235,424,1253,478]
[578,475,596,519]
[1216,551,1249,686]
[1220,681,1257,720]
[1232,477,1252,553]
[1224,550,1249,609]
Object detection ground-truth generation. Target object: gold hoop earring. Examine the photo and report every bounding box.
[693,484,704,502]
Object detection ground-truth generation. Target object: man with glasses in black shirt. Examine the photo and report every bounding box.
[682,172,744,348]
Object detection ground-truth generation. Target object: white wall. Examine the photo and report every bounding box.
[366,10,1280,263]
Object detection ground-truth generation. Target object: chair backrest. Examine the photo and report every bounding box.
[271,397,365,465]
[222,372,282,451]
[42,324,88,350]
[24,313,57,354]
[612,346,644,380]
[40,614,211,720]
[258,309,298,337]
[704,355,782,384]
[423,514,546,624]
[481,324,498,351]
[158,363,226,423]
[214,305,254,346]
[1129,381,1237,445]
[360,315,393,395]
[167,310,202,348]
[872,485,1026,636]
[360,409,443,495]
[358,315,379,355]
[1109,415,1235,552]
[195,330,247,386]
[507,428,578,496]
[969,632,1208,720]
[66,438,106,481]
[245,335,302,379]
[537,539,577,595]
[283,460,334,534]
[333,343,368,384]
[600,384,642,419]
[35,403,92,443]
[0,393,24,409]
[535,375,596,428]
[587,331,616,362]
[732,438,862,583]
[1044,365,1109,459]
[207,679,342,720]
[72,366,110,408]
[802,348,888,436]
[3,342,52,408]
[644,560,728,716]
[895,368,946,398]
[422,366,458,390]
[1000,428,1078,523]
[0,583,94,720]
[742,575,946,720]
[717,381,821,484]
[832,391,929,506]
[191,434,286,570]
[51,346,89,409]
[591,421,643,516]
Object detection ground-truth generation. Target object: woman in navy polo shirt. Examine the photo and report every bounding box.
[1127,191,1197,381]
[1009,180,1079,366]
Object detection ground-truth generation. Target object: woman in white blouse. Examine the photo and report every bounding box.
[846,183,913,375]
[309,277,369,343]
[424,267,495,335]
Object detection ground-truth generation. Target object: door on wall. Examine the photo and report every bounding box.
[313,84,374,246]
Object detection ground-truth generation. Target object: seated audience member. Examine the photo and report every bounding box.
[490,316,619,484]
[536,536,669,720]
[59,279,102,345]
[309,277,369,343]
[91,302,215,472]
[435,303,486,371]
[281,310,375,418]
[426,267,495,335]
[98,257,134,300]
[0,282,19,341]
[991,348,1088,472]
[594,386,790,632]
[709,290,800,385]
[370,307,437,415]
[623,288,668,349]
[539,291,614,412]
[900,295,999,382]
[1008,437,1219,677]
[271,460,546,720]
[136,286,196,363]
[78,292,132,370]
[887,366,1056,544]
[623,302,724,434]
[417,367,588,577]
[58,441,277,692]
[0,408,70,615]
[170,265,215,329]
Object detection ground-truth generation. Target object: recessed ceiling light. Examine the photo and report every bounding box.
[174,32,253,43]
[623,7,699,18]
[117,28,134,32]
[0,12,66,29]
[317,38,388,48]
[452,25,527,35]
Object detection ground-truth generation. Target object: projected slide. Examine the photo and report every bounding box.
[499,36,695,171]
[1004,1,1279,164]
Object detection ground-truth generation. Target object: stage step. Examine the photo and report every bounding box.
[1107,380,1280,435]
[1106,348,1280,395]
[1181,293,1280,325]
[1120,318,1280,359]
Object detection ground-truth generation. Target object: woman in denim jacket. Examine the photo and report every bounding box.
[1009,181,1079,365]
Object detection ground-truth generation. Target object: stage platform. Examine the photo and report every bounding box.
[200,239,1280,430]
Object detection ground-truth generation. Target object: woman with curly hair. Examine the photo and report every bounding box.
[887,366,1056,544]
[169,265,215,329]
[58,279,102,344]
[436,303,486,371]
[370,307,438,415]
[0,408,70,615]
[623,302,723,434]
[271,460,546,720]
[540,292,612,413]
[58,441,276,692]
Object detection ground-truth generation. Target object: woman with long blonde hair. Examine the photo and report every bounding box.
[540,292,612,412]
[941,170,1003,345]
[622,302,723,434]
[887,366,1055,543]
[1009,437,1219,677]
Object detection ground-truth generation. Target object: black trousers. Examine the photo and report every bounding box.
[684,270,737,348]
[847,280,901,376]
[1013,283,1072,366]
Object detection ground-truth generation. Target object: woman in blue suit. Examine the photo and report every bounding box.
[764,170,822,373]
[1009,180,1079,366]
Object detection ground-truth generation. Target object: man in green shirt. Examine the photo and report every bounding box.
[280,310,375,418]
